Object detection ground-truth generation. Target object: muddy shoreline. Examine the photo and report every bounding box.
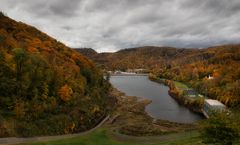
[106,88,198,136]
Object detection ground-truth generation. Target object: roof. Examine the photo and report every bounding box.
[205,99,225,107]
[184,89,197,95]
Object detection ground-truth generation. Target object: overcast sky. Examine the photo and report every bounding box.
[1,0,240,52]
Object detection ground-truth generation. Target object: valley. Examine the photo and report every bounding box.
[0,6,240,145]
[77,45,240,108]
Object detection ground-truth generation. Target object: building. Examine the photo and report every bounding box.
[207,74,214,80]
[183,89,197,97]
[183,89,204,98]
[202,99,226,118]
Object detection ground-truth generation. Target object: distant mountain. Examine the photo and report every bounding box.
[75,48,98,58]
[77,45,240,107]
[76,48,113,67]
[0,12,110,137]
[77,46,199,70]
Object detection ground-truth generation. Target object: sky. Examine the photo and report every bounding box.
[1,0,240,52]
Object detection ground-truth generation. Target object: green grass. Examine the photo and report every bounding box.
[15,129,204,145]
[174,81,190,89]
[15,129,138,145]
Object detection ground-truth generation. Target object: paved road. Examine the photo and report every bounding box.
[0,115,110,145]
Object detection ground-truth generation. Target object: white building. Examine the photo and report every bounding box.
[202,99,226,118]
[207,74,214,80]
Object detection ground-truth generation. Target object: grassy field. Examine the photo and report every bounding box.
[173,81,190,89]
[15,129,204,145]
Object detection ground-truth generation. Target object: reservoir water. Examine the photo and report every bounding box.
[110,75,204,123]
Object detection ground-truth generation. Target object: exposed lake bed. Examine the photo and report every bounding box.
[107,87,198,136]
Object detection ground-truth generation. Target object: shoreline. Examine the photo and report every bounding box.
[107,88,198,136]
[148,76,204,114]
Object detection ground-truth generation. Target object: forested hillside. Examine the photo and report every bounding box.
[77,46,198,70]
[78,45,240,107]
[0,13,111,137]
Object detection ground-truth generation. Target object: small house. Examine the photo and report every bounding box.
[207,74,214,80]
[202,99,226,118]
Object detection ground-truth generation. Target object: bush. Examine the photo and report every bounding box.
[201,112,240,145]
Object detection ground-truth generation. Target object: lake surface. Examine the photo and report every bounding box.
[110,75,204,123]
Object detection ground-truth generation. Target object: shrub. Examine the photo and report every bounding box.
[201,112,240,145]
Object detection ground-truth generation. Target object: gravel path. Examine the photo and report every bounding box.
[0,115,110,145]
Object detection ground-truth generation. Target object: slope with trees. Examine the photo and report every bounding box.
[0,12,111,137]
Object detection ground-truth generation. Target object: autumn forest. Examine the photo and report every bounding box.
[0,13,111,137]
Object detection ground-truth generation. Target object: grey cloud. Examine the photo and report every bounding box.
[0,0,240,52]
[49,0,82,17]
[61,26,73,31]
[84,0,154,12]
[181,0,240,17]
[15,0,82,17]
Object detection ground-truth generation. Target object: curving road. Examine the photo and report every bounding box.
[0,115,109,145]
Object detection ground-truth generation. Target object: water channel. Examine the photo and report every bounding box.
[110,75,204,123]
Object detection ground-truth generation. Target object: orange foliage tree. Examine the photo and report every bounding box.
[58,84,73,102]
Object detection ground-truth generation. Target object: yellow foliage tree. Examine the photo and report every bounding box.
[91,106,100,114]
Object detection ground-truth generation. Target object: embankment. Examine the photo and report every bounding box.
[149,74,203,114]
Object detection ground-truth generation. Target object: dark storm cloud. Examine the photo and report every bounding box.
[181,0,240,16]
[0,0,240,52]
